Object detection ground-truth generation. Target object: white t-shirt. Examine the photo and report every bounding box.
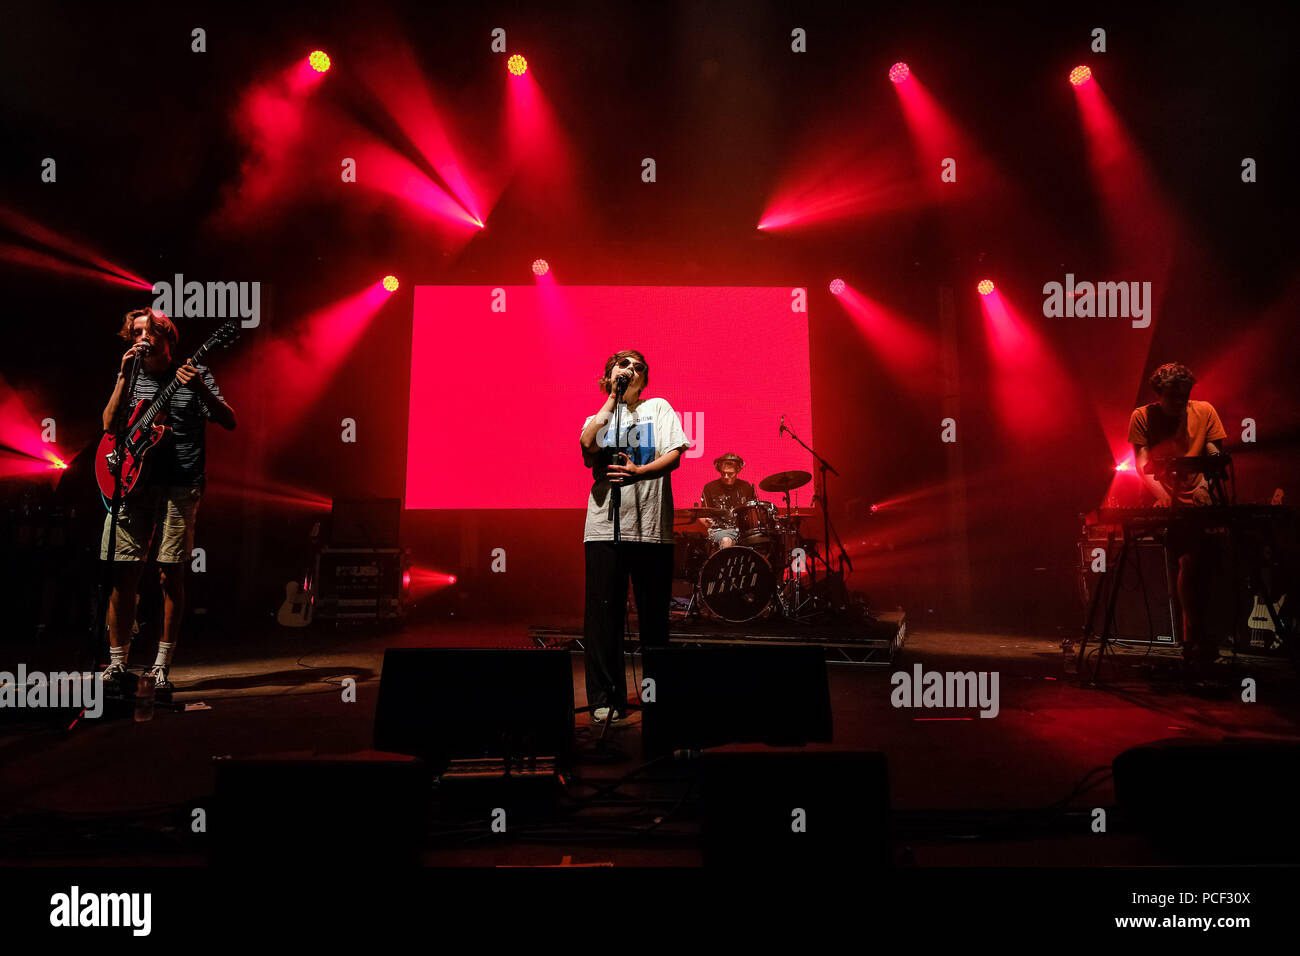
[581,397,692,543]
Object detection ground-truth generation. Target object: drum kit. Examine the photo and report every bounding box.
[672,469,822,623]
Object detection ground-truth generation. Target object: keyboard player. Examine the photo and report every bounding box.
[1127,362,1227,675]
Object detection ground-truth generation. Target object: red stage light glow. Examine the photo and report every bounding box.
[889,62,910,83]
[309,51,331,73]
[351,43,494,230]
[0,206,152,290]
[531,259,549,276]
[977,279,995,296]
[829,279,845,295]
[383,275,400,292]
[1069,65,1092,86]
[0,377,68,481]
[833,284,938,390]
[404,565,458,599]
[508,54,528,76]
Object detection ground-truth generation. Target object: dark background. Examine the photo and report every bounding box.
[1,0,1296,643]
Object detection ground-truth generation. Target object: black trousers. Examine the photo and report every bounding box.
[583,540,673,712]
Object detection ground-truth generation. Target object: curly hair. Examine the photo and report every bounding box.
[1149,362,1196,395]
[598,349,649,395]
[118,308,178,350]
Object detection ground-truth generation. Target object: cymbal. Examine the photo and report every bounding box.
[759,470,812,493]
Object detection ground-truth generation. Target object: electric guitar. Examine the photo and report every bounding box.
[1241,488,1288,650]
[1246,594,1285,651]
[94,320,240,509]
[276,580,314,627]
[276,520,322,627]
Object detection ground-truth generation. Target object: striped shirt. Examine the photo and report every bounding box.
[114,363,225,487]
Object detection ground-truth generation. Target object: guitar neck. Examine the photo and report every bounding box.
[137,342,216,427]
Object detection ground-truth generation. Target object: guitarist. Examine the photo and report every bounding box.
[99,308,237,697]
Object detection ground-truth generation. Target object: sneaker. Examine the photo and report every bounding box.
[592,706,611,723]
[146,665,174,701]
[100,661,128,683]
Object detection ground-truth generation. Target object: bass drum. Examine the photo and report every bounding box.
[698,545,777,623]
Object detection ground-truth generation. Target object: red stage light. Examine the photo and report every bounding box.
[382,275,399,292]
[309,51,331,73]
[531,258,549,276]
[508,54,528,76]
[829,279,845,295]
[402,571,411,589]
[977,279,995,296]
[889,62,910,84]
[1069,65,1092,87]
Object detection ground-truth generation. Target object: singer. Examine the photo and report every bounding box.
[99,308,237,699]
[578,350,692,724]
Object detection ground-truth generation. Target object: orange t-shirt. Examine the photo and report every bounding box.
[1128,399,1227,504]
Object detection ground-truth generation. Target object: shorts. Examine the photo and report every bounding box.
[100,484,202,563]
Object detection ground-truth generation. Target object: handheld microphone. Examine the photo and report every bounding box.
[615,373,631,395]
[137,343,152,355]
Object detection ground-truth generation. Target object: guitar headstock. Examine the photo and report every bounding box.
[209,320,241,350]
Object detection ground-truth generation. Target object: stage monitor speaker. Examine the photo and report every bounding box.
[1113,737,1300,862]
[373,648,575,772]
[640,645,832,758]
[210,750,428,867]
[331,497,402,548]
[698,747,890,868]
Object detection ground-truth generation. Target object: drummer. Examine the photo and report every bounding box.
[701,452,757,513]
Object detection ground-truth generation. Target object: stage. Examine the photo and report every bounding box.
[4,620,1296,867]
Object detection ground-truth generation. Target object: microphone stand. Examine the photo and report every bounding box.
[610,378,630,544]
[91,351,145,678]
[780,422,853,615]
[590,376,632,747]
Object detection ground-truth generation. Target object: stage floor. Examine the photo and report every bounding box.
[3,619,1297,866]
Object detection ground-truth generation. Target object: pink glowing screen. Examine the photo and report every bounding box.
[406,286,813,509]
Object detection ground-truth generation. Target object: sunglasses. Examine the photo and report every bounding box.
[616,358,647,374]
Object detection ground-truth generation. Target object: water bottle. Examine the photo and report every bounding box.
[1062,638,1077,676]
[134,673,156,722]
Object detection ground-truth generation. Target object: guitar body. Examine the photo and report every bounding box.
[94,320,241,513]
[277,580,314,627]
[95,400,170,509]
[1246,593,1286,651]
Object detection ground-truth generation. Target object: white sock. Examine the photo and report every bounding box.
[153,641,175,670]
[110,642,130,667]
